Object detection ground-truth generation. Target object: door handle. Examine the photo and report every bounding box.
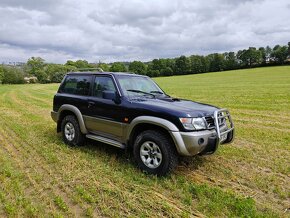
[88,101,95,108]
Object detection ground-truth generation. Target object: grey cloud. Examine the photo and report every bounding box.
[0,0,62,11]
[0,0,289,63]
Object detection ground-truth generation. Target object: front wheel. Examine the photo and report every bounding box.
[133,130,178,176]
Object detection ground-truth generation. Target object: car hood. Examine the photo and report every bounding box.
[130,96,219,117]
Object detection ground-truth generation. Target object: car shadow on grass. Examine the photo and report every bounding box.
[82,137,207,174]
[45,128,207,176]
[179,155,206,171]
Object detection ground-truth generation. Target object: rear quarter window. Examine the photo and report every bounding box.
[60,75,92,96]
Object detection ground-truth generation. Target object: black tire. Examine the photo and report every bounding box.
[61,115,85,146]
[133,130,178,176]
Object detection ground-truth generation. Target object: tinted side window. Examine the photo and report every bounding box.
[93,76,116,98]
[61,75,91,96]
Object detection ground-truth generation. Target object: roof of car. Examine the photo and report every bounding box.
[66,71,146,77]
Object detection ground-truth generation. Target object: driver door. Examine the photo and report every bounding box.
[84,75,123,141]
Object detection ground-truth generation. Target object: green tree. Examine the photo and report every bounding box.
[237,49,246,66]
[265,46,272,63]
[160,67,173,76]
[247,47,261,66]
[98,63,110,72]
[164,59,175,72]
[110,62,126,72]
[148,58,175,76]
[175,56,191,75]
[237,47,261,67]
[129,61,147,75]
[207,53,225,72]
[75,60,90,68]
[148,59,167,75]
[258,47,266,65]
[36,69,49,83]
[147,69,160,77]
[190,55,203,74]
[27,57,45,74]
[190,55,210,73]
[2,66,25,84]
[224,52,238,70]
[27,57,48,83]
[0,65,4,84]
[201,56,210,73]
[45,64,64,77]
[45,64,76,82]
[50,72,67,83]
[26,57,43,73]
[271,45,288,64]
[65,60,92,69]
[65,60,76,67]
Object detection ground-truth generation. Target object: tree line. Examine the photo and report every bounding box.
[0,42,289,84]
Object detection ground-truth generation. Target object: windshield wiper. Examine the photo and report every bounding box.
[150,91,163,94]
[127,89,155,98]
[150,90,170,97]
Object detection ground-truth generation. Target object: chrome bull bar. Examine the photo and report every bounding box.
[213,109,234,140]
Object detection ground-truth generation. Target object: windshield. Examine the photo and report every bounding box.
[115,75,164,98]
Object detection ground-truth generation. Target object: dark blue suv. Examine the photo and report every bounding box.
[51,72,234,176]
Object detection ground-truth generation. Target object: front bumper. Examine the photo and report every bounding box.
[171,126,234,156]
[171,108,235,156]
[170,125,234,156]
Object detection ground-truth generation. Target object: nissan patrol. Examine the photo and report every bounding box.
[51,72,234,176]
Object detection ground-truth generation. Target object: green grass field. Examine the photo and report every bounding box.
[0,66,289,217]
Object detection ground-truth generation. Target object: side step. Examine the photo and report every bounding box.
[86,134,125,149]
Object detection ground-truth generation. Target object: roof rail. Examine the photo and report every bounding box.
[77,68,104,72]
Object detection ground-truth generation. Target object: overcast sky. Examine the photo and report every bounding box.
[0,0,289,63]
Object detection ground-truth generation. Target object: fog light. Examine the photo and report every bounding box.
[198,138,204,145]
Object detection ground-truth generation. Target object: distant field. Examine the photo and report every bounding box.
[0,66,289,217]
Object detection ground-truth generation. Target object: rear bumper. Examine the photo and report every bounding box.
[170,126,234,156]
[51,111,58,123]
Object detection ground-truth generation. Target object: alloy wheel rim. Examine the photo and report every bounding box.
[64,122,75,141]
[140,141,162,169]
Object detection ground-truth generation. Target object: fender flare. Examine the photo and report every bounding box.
[126,116,190,155]
[57,104,88,134]
[126,116,179,142]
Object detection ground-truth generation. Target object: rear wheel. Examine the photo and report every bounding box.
[133,130,178,176]
[61,115,85,146]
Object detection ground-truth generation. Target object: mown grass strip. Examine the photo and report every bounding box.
[1,66,289,217]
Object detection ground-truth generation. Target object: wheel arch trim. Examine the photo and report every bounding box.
[57,104,88,134]
[126,116,191,156]
[126,116,179,140]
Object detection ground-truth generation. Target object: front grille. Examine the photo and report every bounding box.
[205,114,225,129]
[205,116,215,129]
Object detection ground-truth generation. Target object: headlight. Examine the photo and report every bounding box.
[179,117,206,130]
[192,118,207,130]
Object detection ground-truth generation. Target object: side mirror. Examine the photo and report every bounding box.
[102,90,121,104]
